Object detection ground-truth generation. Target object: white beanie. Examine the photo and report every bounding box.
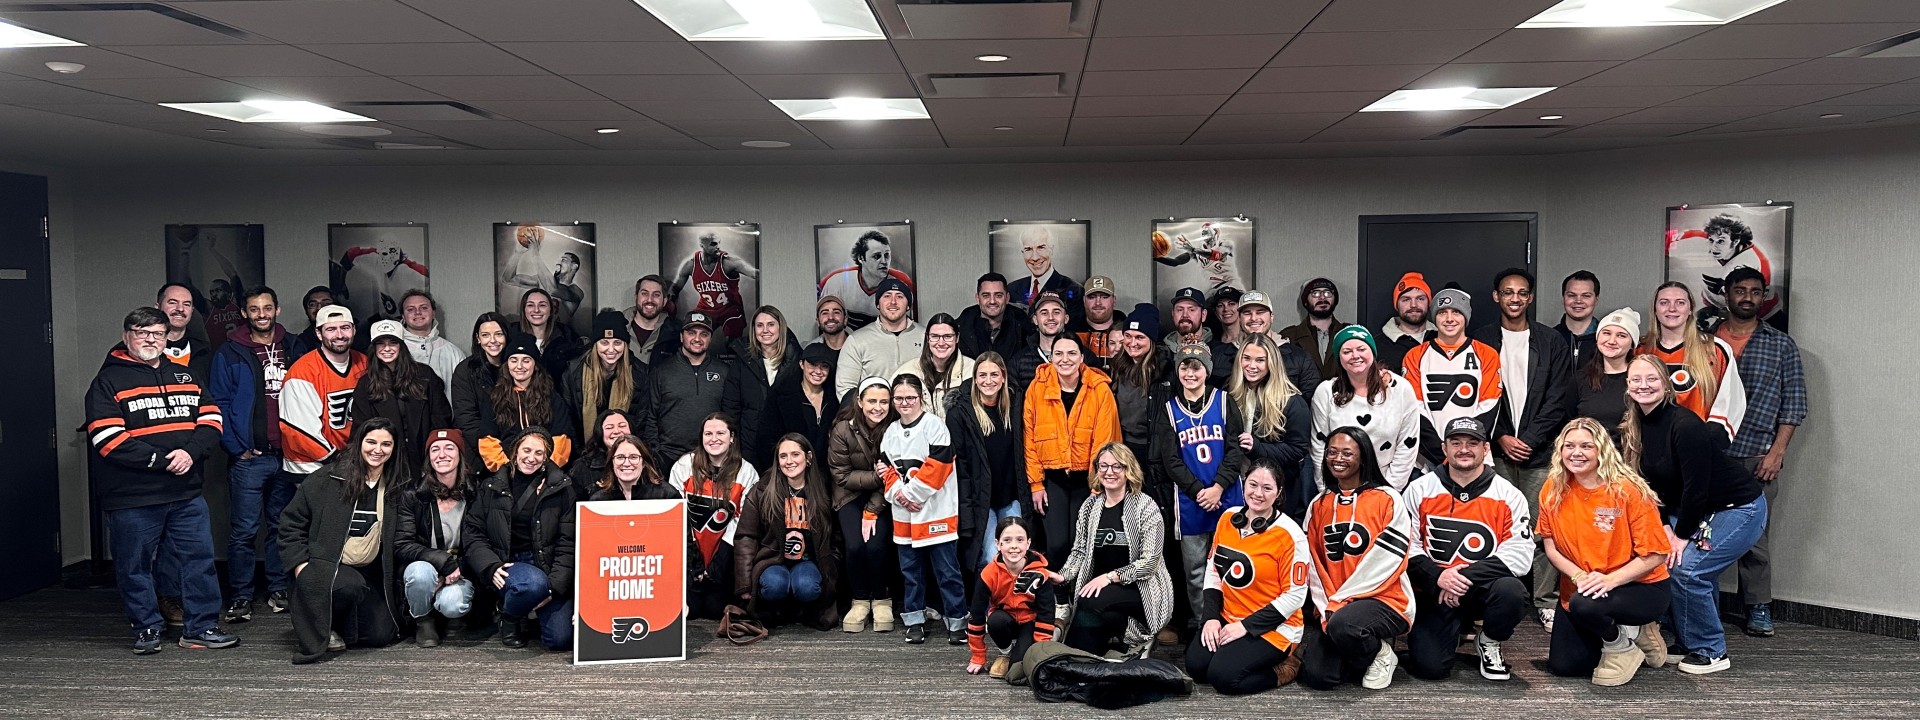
[1598,307,1641,340]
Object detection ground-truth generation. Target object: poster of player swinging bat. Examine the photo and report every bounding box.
[660,222,761,340]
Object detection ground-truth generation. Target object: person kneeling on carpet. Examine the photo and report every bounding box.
[1297,427,1415,691]
[462,427,577,651]
[670,413,760,621]
[395,428,479,649]
[734,434,840,631]
[1050,443,1173,660]
[280,418,407,663]
[966,516,1057,679]
[1185,457,1311,694]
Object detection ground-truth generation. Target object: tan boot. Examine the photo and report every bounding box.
[989,656,1011,679]
[870,599,896,633]
[842,600,871,633]
[1592,645,1647,687]
[1273,653,1303,687]
[1633,623,1670,668]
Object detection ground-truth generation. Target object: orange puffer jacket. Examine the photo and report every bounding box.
[1022,365,1121,493]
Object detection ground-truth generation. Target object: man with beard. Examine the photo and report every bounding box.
[810,295,850,355]
[1007,225,1081,317]
[625,275,682,366]
[87,306,239,654]
[649,312,730,467]
[1161,287,1236,389]
[1009,292,1071,391]
[1379,272,1436,373]
[819,230,914,331]
[1071,276,1121,371]
[209,286,301,620]
[670,232,761,340]
[279,305,368,477]
[958,273,1032,362]
[834,279,924,399]
[1711,267,1806,639]
[1555,271,1600,371]
[1279,278,1350,382]
[398,290,467,402]
[1235,290,1323,397]
[550,252,587,330]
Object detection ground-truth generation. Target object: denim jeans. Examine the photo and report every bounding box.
[759,561,824,604]
[108,497,223,635]
[500,555,574,650]
[1672,495,1768,658]
[261,465,304,594]
[977,502,1024,569]
[402,560,474,619]
[226,452,295,600]
[898,540,966,630]
[1496,458,1557,610]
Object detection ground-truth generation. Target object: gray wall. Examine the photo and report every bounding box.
[41,126,1918,619]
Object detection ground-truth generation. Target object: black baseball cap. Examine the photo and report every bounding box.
[1444,417,1488,442]
[1172,287,1207,308]
[683,312,714,332]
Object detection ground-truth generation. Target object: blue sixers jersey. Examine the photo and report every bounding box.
[1170,389,1244,535]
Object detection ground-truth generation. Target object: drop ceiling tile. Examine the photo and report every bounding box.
[1311,0,1562,32]
[47,76,280,103]
[1739,0,1920,24]
[697,135,830,150]
[131,121,304,140]
[1071,95,1229,117]
[394,75,602,102]
[801,119,942,138]
[0,79,140,104]
[468,100,646,121]
[737,74,918,99]
[1456,27,1711,63]
[571,74,764,102]
[382,120,587,149]
[1269,29,1505,67]
[945,133,1067,148]
[1604,105,1782,124]
[1740,104,1920,124]
[0,47,200,80]
[1822,83,1920,105]
[1078,69,1256,96]
[399,0,679,42]
[496,42,726,76]
[305,43,548,76]
[1197,112,1348,132]
[891,39,1089,75]
[1552,123,1712,138]
[1330,109,1493,129]
[696,41,906,76]
[1184,128,1319,144]
[108,45,369,77]
[1662,84,1877,106]
[1737,58,1920,85]
[1065,131,1192,146]
[1510,85,1714,108]
[1306,126,1449,142]
[620,100,791,121]
[935,115,1069,135]
[228,75,448,102]
[922,97,1075,118]
[1085,34,1290,71]
[343,103,491,122]
[1242,65,1435,93]
[1216,91,1385,114]
[1406,61,1617,89]
[0,9,262,46]
[1645,23,1918,60]
[657,118,812,137]
[524,119,683,138]
[25,102,201,123]
[1471,106,1639,124]
[1574,58,1800,86]
[572,133,709,151]
[179,0,473,44]
[821,135,948,150]
[1068,115,1207,134]
[1094,0,1330,37]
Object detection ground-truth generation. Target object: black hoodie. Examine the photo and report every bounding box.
[84,345,223,511]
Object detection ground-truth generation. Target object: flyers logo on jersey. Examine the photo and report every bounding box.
[1425,373,1480,411]
[1321,521,1372,561]
[1426,516,1497,565]
[326,389,353,430]
[1212,545,1257,589]
[1013,570,1045,596]
[609,616,651,644]
[1664,362,1699,394]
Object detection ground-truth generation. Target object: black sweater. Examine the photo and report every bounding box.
[1635,403,1763,538]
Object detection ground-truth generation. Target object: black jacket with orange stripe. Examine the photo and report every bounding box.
[84,345,224,511]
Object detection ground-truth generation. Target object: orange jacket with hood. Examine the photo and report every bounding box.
[1022,364,1121,493]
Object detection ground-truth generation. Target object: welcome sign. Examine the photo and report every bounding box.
[575,500,687,664]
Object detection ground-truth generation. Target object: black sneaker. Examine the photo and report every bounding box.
[1677,652,1730,675]
[948,627,967,646]
[904,624,927,645]
[132,627,163,655]
[266,590,290,613]
[223,598,253,624]
[1477,639,1511,681]
[177,627,239,650]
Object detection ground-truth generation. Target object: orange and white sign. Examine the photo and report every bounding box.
[574,500,686,664]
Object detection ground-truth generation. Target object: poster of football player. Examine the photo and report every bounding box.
[164,223,265,351]
[494,222,597,336]
[1665,202,1791,331]
[815,221,915,331]
[990,220,1088,311]
[1151,216,1253,301]
[660,222,760,340]
[328,223,429,327]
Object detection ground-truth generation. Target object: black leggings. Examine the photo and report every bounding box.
[331,561,397,647]
[1063,582,1143,655]
[1185,632,1290,695]
[1407,575,1529,680]
[1297,599,1410,690]
[987,609,1040,663]
[1548,579,1672,677]
[1039,472,1089,568]
[838,499,892,601]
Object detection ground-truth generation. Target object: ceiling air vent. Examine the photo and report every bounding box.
[1433,125,1571,140]
[927,73,1066,98]
[1830,28,1920,58]
[885,0,1092,39]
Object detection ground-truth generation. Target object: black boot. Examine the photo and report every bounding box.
[416,616,442,648]
[501,614,529,649]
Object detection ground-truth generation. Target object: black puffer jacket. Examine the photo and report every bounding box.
[1012,641,1193,710]
[395,482,472,577]
[449,355,499,463]
[561,354,659,453]
[461,457,577,600]
[722,332,802,467]
[349,371,451,473]
[759,368,840,473]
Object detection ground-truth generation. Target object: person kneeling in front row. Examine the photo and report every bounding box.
[396,428,477,648]
[1297,427,1414,691]
[1185,458,1312,694]
[735,434,841,630]
[280,419,406,663]
[463,426,577,651]
[966,516,1057,679]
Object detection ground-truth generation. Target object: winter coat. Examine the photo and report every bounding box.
[758,370,840,474]
[209,323,294,457]
[399,323,467,403]
[723,332,802,467]
[560,354,659,452]
[1109,354,1173,448]
[825,415,888,513]
[1279,318,1352,383]
[956,304,1033,362]
[621,306,681,367]
[449,354,499,461]
[278,470,404,664]
[733,477,840,613]
[1010,641,1194,709]
[648,351,729,467]
[395,482,471,577]
[1056,490,1174,659]
[349,370,451,473]
[1472,321,1577,469]
[586,480,681,503]
[1022,365,1122,493]
[473,386,577,472]
[83,345,222,512]
[512,320,584,381]
[461,463,577,598]
[944,380,1025,555]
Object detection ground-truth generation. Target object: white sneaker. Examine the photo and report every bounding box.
[1538,607,1556,633]
[1477,638,1512,681]
[1361,643,1398,689]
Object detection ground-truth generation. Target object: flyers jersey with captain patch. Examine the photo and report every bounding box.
[1307,486,1415,626]
[1640,337,1746,439]
[1207,509,1312,651]
[1401,338,1502,451]
[1403,468,1533,576]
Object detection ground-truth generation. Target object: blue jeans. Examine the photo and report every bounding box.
[402,561,474,619]
[500,555,574,650]
[261,464,303,594]
[898,540,966,630]
[978,502,1024,569]
[108,497,223,635]
[226,452,296,600]
[1672,496,1769,657]
[759,561,823,604]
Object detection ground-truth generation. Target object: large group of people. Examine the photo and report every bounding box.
[86,262,1806,693]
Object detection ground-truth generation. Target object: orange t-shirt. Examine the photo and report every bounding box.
[1712,326,1753,359]
[1535,480,1670,610]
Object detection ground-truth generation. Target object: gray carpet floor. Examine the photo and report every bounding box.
[3,587,1916,719]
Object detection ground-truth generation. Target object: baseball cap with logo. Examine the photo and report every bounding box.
[1172,287,1208,308]
[1237,290,1273,312]
[1084,276,1116,297]
[1444,416,1488,442]
[316,304,353,328]
[683,312,715,332]
[369,319,404,343]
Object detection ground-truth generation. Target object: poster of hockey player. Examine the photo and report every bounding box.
[1665,202,1791,331]
[494,222,598,336]
[660,222,761,340]
[328,223,429,326]
[164,223,264,351]
[815,221,915,331]
[1151,217,1253,300]
[990,220,1088,311]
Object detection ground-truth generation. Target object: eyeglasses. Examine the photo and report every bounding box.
[893,395,921,404]
[1095,462,1126,474]
[1307,289,1335,298]
[127,329,166,340]
[927,333,958,342]
[612,454,644,463]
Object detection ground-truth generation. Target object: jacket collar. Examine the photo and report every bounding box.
[1380,320,1434,343]
[1438,465,1497,502]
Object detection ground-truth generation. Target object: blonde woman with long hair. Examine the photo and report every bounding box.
[1537,417,1672,687]
[945,352,1026,570]
[1638,282,1746,440]
[1229,334,1311,517]
[1048,442,1173,660]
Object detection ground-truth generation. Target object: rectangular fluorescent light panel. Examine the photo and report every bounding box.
[1518,0,1791,28]
[632,0,883,40]
[771,97,929,121]
[0,20,84,47]
[159,100,375,123]
[1361,87,1558,112]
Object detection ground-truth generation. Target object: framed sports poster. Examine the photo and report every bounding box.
[1150,216,1253,304]
[660,222,761,340]
[1665,202,1792,331]
[164,223,265,351]
[575,500,688,665]
[990,220,1089,310]
[494,222,597,336]
[815,221,915,331]
[328,223,428,326]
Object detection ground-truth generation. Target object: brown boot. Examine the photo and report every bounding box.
[1633,623,1669,668]
[989,656,1011,679]
[1274,653,1303,687]
[1155,626,1181,646]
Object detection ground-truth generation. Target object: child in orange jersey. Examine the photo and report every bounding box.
[964,517,1056,679]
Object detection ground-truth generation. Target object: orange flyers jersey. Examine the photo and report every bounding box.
[1207,510,1312,650]
[1401,338,1502,434]
[1641,339,1735,431]
[1306,486,1415,626]
[1536,480,1670,611]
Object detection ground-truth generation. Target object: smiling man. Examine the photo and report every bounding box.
[1555,271,1600,370]
[1006,225,1081,314]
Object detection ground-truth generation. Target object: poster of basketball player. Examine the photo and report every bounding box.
[1151,217,1253,301]
[164,223,265,351]
[815,221,915,331]
[494,222,597,336]
[990,220,1088,311]
[660,222,761,340]
[328,223,429,327]
[1665,202,1791,331]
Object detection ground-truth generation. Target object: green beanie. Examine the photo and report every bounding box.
[1332,324,1376,356]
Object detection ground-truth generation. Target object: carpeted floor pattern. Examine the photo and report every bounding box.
[2,587,1916,719]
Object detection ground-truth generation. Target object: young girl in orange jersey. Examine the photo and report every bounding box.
[1298,426,1415,691]
[1185,457,1312,695]
[964,516,1056,679]
[1639,283,1746,441]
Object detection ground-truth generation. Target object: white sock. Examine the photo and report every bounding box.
[1602,628,1633,652]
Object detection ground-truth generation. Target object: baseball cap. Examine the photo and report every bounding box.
[800,342,836,366]
[874,277,913,303]
[316,304,353,328]
[369,319,404,343]
[1238,290,1274,313]
[1084,276,1116,297]
[816,294,844,311]
[1172,287,1207,308]
[1208,286,1243,308]
[1444,417,1488,442]
[683,312,714,332]
[1031,292,1067,315]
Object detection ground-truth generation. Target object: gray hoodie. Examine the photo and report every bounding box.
[401,322,467,402]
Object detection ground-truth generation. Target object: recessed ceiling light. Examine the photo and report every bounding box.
[630,0,883,41]
[44,61,85,74]
[993,126,1014,131]
[300,124,391,137]
[0,20,84,48]
[1360,87,1557,113]
[975,54,1010,63]
[770,97,931,121]
[1539,114,1565,120]
[596,127,620,134]
[1819,113,1845,119]
[741,140,791,148]
[159,100,374,123]
[1517,0,1791,28]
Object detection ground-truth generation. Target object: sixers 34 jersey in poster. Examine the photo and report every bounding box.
[576,500,688,664]
[690,250,744,337]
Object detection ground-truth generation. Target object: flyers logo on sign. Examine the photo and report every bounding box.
[610,616,651,644]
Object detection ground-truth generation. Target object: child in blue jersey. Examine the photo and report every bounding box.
[1150,344,1249,640]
